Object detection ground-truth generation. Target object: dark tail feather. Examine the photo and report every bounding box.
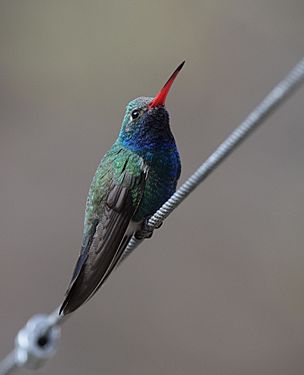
[59,270,88,315]
[59,234,132,315]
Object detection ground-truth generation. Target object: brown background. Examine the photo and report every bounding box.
[1,1,304,374]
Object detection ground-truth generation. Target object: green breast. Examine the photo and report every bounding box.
[133,148,181,222]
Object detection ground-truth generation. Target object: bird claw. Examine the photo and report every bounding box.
[135,229,153,240]
[135,218,163,240]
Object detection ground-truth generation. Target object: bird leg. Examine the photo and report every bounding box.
[134,217,163,240]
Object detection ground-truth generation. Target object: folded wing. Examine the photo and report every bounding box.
[60,168,146,315]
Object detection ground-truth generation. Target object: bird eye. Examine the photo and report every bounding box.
[131,109,140,120]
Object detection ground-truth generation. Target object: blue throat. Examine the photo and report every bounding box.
[118,107,176,153]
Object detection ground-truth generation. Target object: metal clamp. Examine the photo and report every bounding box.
[14,314,61,370]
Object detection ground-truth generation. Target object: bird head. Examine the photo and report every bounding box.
[118,61,185,151]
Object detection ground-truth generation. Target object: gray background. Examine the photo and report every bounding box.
[1,1,304,374]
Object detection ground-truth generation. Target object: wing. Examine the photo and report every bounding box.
[60,157,147,315]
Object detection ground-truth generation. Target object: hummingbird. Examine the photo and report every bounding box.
[59,62,184,315]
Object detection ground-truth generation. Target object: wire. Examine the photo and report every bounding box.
[1,56,304,375]
[0,353,18,375]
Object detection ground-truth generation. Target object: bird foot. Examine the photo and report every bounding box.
[135,218,163,240]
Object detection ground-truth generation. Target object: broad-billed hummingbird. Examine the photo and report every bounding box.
[60,62,184,315]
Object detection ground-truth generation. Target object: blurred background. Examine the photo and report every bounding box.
[1,1,304,374]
